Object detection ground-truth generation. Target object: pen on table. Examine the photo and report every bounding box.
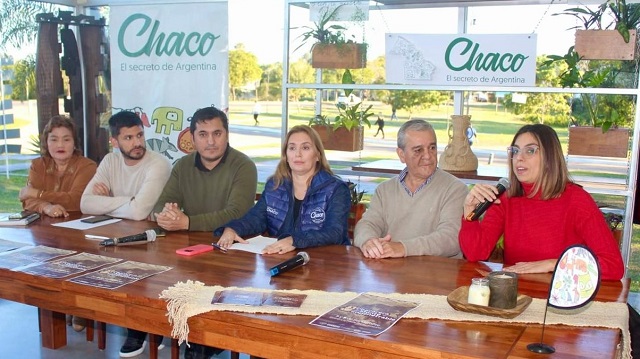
[211,242,228,253]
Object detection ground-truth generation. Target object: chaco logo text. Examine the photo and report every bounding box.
[118,13,221,57]
[266,207,278,216]
[445,37,528,73]
[310,207,325,224]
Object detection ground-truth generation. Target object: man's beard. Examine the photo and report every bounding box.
[121,146,146,161]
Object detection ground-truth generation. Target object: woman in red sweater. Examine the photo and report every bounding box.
[459,124,624,280]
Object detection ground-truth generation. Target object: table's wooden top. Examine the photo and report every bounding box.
[0,215,629,358]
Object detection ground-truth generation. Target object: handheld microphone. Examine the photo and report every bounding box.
[269,251,310,276]
[466,178,511,221]
[99,229,157,246]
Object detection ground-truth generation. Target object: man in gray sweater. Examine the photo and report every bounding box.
[354,119,468,259]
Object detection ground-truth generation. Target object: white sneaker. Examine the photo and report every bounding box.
[119,340,165,358]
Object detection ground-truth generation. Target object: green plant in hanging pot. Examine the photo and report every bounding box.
[321,101,372,152]
[554,0,640,60]
[609,0,640,42]
[293,5,367,69]
[308,114,331,148]
[333,101,373,131]
[294,5,348,51]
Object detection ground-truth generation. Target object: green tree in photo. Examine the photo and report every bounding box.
[384,89,449,119]
[258,63,282,101]
[10,55,35,101]
[288,58,314,102]
[503,56,571,126]
[229,44,262,100]
[0,0,54,50]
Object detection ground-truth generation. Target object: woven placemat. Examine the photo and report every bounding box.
[160,280,630,358]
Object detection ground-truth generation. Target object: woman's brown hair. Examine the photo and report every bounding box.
[507,124,570,199]
[41,115,82,157]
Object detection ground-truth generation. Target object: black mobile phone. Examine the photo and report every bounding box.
[8,210,36,220]
[80,215,113,224]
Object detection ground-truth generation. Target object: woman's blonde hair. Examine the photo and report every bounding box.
[272,125,333,188]
[507,124,569,199]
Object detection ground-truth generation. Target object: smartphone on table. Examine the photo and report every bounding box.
[8,210,37,220]
[80,215,113,224]
[176,244,213,256]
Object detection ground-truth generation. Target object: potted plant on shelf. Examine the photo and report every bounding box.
[294,5,367,69]
[555,0,640,60]
[326,101,373,152]
[603,211,624,247]
[346,181,366,242]
[308,114,331,149]
[544,47,630,157]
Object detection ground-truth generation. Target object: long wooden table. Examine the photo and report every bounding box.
[0,215,630,358]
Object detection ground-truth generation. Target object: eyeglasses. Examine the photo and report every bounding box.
[507,145,539,159]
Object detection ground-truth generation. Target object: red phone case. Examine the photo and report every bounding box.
[176,244,213,256]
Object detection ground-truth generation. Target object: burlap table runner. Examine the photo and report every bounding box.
[160,280,630,358]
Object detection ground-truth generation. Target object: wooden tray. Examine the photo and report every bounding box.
[447,286,532,319]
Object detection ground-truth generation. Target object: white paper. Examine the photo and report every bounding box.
[52,217,122,230]
[228,236,277,254]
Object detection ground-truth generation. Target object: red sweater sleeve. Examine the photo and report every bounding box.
[459,193,507,261]
[569,190,624,280]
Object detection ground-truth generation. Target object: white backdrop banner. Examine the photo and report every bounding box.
[386,33,537,87]
[110,2,228,162]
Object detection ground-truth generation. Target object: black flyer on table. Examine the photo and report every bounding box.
[310,293,420,336]
[19,252,122,278]
[0,245,76,270]
[67,260,172,289]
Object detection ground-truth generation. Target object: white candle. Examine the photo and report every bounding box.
[468,278,490,306]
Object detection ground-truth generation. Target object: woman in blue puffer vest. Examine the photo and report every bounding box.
[214,125,351,254]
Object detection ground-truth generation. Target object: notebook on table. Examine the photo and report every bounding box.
[0,211,41,226]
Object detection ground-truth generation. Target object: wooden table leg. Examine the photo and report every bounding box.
[85,319,94,342]
[97,321,106,350]
[171,339,179,359]
[149,334,161,359]
[39,309,67,349]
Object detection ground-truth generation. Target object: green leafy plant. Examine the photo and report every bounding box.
[28,134,41,154]
[554,3,608,30]
[308,114,330,126]
[554,0,640,43]
[333,101,373,131]
[543,47,622,131]
[603,211,623,231]
[346,180,365,205]
[294,5,349,52]
[609,0,640,42]
[342,69,355,97]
